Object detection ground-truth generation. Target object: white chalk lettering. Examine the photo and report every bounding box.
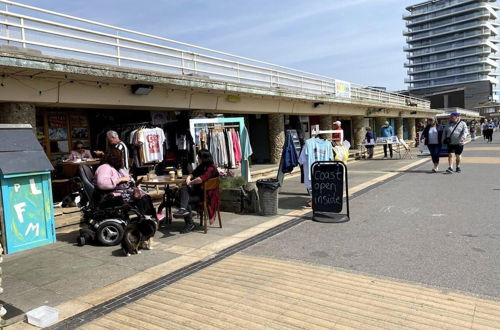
[14,202,27,223]
[25,222,40,237]
[14,184,21,193]
[29,179,42,195]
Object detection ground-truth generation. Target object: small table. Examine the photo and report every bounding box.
[141,175,188,225]
[359,142,402,159]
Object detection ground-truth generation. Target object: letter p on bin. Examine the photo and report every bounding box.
[0,125,55,254]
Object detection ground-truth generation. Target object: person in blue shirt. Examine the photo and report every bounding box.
[380,121,394,159]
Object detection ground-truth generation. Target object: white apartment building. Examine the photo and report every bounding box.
[404,0,500,109]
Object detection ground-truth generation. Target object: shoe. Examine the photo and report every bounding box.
[383,156,388,159]
[456,167,461,173]
[432,166,437,173]
[446,167,454,174]
[180,222,195,234]
[173,208,190,218]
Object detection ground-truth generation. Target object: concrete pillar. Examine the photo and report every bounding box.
[408,118,416,141]
[352,116,367,148]
[268,113,285,164]
[319,115,333,140]
[375,117,387,137]
[395,117,404,140]
[0,103,36,133]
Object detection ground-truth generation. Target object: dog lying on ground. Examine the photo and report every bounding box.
[121,217,157,256]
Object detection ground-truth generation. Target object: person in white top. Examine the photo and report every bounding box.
[420,118,444,173]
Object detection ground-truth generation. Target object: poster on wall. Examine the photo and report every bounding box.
[47,112,66,127]
[335,80,351,99]
[71,127,89,139]
[151,111,168,125]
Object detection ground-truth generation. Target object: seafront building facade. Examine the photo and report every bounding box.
[404,0,500,110]
[0,0,439,170]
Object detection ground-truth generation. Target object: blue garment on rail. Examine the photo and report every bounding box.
[281,131,299,174]
[300,137,334,182]
[240,124,253,182]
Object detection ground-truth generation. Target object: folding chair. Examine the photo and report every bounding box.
[400,140,414,159]
[198,177,222,234]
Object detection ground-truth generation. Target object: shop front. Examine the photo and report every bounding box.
[32,107,258,230]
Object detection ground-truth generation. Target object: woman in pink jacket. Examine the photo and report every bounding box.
[94,149,155,217]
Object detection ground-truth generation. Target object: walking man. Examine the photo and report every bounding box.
[443,112,468,173]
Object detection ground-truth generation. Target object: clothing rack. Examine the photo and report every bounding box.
[311,125,344,143]
[189,117,252,182]
[105,121,152,129]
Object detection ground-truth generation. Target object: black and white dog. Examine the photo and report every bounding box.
[121,217,157,256]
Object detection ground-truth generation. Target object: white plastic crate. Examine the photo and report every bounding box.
[26,306,58,327]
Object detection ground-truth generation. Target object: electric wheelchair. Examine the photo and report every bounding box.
[75,165,146,246]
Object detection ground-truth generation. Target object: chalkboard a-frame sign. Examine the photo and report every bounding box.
[311,161,350,223]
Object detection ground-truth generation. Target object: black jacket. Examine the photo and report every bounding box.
[421,124,444,146]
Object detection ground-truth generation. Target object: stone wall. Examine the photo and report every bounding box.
[0,103,36,133]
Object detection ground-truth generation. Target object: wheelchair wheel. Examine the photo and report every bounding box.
[96,221,124,246]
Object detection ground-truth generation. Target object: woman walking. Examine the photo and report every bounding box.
[421,118,444,172]
[364,127,375,159]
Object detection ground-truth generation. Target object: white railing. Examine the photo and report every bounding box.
[0,0,430,109]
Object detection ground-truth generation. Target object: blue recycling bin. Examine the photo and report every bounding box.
[0,124,55,254]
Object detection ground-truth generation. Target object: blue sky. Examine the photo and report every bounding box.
[16,0,416,91]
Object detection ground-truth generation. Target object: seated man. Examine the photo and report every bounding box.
[173,149,219,233]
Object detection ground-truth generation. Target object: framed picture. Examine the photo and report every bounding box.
[71,127,89,139]
[48,128,68,140]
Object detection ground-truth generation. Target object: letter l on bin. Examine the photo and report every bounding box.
[0,125,55,254]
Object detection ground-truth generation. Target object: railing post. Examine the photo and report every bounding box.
[237,63,241,83]
[194,54,197,74]
[20,17,26,48]
[5,3,9,45]
[181,52,185,74]
[116,33,121,66]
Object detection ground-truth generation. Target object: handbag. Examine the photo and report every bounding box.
[443,120,460,145]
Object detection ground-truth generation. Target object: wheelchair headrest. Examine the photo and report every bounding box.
[78,165,95,200]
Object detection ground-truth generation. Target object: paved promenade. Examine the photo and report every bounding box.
[6,140,500,329]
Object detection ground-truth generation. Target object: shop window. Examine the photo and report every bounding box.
[36,109,90,162]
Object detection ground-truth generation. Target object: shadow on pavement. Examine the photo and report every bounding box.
[279,196,309,210]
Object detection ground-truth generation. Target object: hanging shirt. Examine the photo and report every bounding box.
[240,125,253,182]
[232,129,242,164]
[177,134,187,150]
[298,138,334,190]
[137,128,166,164]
